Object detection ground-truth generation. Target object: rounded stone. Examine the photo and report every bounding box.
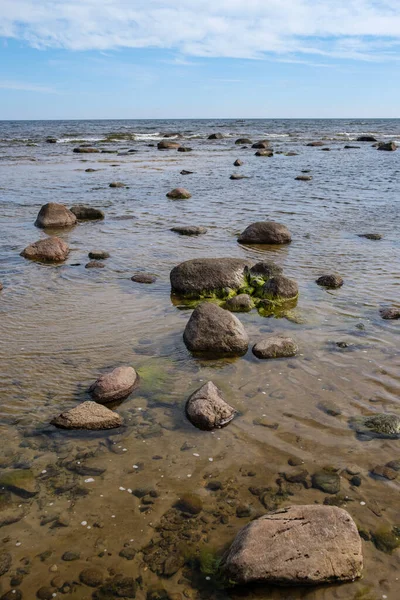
[109,182,125,188]
[131,273,157,284]
[174,494,202,514]
[79,568,104,587]
[170,226,207,236]
[85,261,105,269]
[261,276,298,300]
[35,203,77,229]
[89,366,138,404]
[36,588,56,600]
[62,551,80,562]
[316,274,344,289]
[70,206,105,220]
[88,250,110,259]
[21,237,69,263]
[238,222,291,245]
[224,294,253,313]
[166,188,192,199]
[186,381,236,430]
[380,307,400,320]
[311,470,340,494]
[252,336,298,359]
[295,175,312,181]
[234,159,243,166]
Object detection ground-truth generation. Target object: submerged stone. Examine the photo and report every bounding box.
[183,302,249,357]
[252,335,298,359]
[221,505,363,585]
[186,381,236,430]
[131,272,157,283]
[261,275,299,301]
[170,226,207,236]
[51,401,122,430]
[351,413,400,439]
[311,470,341,494]
[0,469,38,498]
[70,205,105,220]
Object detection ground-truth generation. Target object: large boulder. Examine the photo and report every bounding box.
[158,141,180,150]
[183,302,249,356]
[51,401,122,430]
[89,366,138,403]
[238,222,291,245]
[170,257,251,299]
[186,381,236,430]
[221,505,363,586]
[70,205,105,220]
[35,203,77,229]
[166,188,192,199]
[21,237,69,262]
[261,275,298,300]
[252,335,298,359]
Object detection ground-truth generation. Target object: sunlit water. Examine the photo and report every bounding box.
[0,119,399,599]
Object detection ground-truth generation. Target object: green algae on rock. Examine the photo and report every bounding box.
[0,469,38,498]
[371,528,400,554]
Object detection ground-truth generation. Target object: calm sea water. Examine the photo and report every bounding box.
[0,119,399,599]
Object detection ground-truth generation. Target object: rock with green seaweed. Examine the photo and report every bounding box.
[350,413,400,439]
[371,527,400,554]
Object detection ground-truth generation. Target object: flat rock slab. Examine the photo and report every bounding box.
[89,366,138,403]
[253,335,298,359]
[186,381,236,430]
[222,505,363,586]
[51,401,122,430]
[171,226,207,236]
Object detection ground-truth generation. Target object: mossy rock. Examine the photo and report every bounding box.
[372,528,400,554]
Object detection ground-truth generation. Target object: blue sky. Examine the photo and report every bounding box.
[1,0,400,119]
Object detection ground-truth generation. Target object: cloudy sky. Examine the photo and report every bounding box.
[1,0,399,119]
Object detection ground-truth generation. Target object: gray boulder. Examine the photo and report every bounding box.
[35,203,77,229]
[89,366,138,403]
[253,335,298,359]
[249,261,282,280]
[171,226,207,236]
[70,205,105,220]
[255,149,273,157]
[21,237,69,263]
[224,294,253,313]
[261,275,298,300]
[252,140,270,149]
[183,302,249,356]
[51,401,122,430]
[357,135,377,142]
[170,257,251,298]
[186,381,236,430]
[222,505,363,585]
[238,221,291,245]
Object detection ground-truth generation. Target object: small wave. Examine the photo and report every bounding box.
[57,137,104,143]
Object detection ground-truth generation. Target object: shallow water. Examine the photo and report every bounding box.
[0,119,399,599]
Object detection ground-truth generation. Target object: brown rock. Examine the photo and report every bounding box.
[235,138,252,145]
[255,149,273,157]
[261,275,298,300]
[73,147,99,153]
[234,159,243,166]
[371,465,397,480]
[186,381,236,430]
[89,250,110,259]
[85,261,105,269]
[222,505,363,585]
[166,188,192,199]
[296,175,312,181]
[252,140,270,149]
[21,237,69,263]
[51,401,122,430]
[170,226,207,236]
[157,140,181,150]
[252,335,298,359]
[35,203,77,229]
[306,141,324,146]
[316,274,344,289]
[70,205,104,220]
[183,302,249,356]
[380,307,400,320]
[131,273,157,283]
[208,133,223,139]
[79,568,104,587]
[109,181,125,188]
[89,366,138,403]
[238,221,291,245]
[224,294,253,313]
[377,141,397,151]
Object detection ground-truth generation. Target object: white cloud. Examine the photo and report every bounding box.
[0,80,57,93]
[0,1,400,61]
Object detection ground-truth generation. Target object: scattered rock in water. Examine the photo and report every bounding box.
[119,547,136,560]
[79,568,104,587]
[377,141,397,151]
[62,551,80,561]
[85,261,105,269]
[252,140,270,149]
[234,159,243,166]
[235,138,252,145]
[344,145,360,149]
[131,272,157,284]
[261,275,299,301]
[357,135,377,142]
[252,335,298,359]
[93,576,137,599]
[170,226,207,236]
[174,493,203,514]
[224,294,253,313]
[312,469,341,494]
[351,413,400,439]
[88,250,110,259]
[208,133,223,139]
[109,181,125,188]
[238,221,291,245]
[371,528,400,554]
[358,233,382,240]
[177,146,192,152]
[255,149,273,157]
[185,381,236,430]
[306,141,324,146]
[321,147,330,151]
[316,274,344,289]
[46,137,57,143]
[371,465,397,480]
[386,459,400,471]
[284,469,309,484]
[180,169,193,175]
[158,140,180,149]
[295,175,312,181]
[70,205,105,220]
[85,168,97,172]
[1,590,23,600]
[73,146,99,153]
[89,366,138,404]
[0,551,12,576]
[170,257,251,299]
[230,173,247,180]
[0,282,3,291]
[0,469,37,498]
[51,401,122,430]
[36,587,57,600]
[285,151,298,156]
[221,505,363,585]
[183,302,249,356]
[21,237,69,263]
[35,203,77,229]
[380,306,400,320]
[166,188,192,199]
